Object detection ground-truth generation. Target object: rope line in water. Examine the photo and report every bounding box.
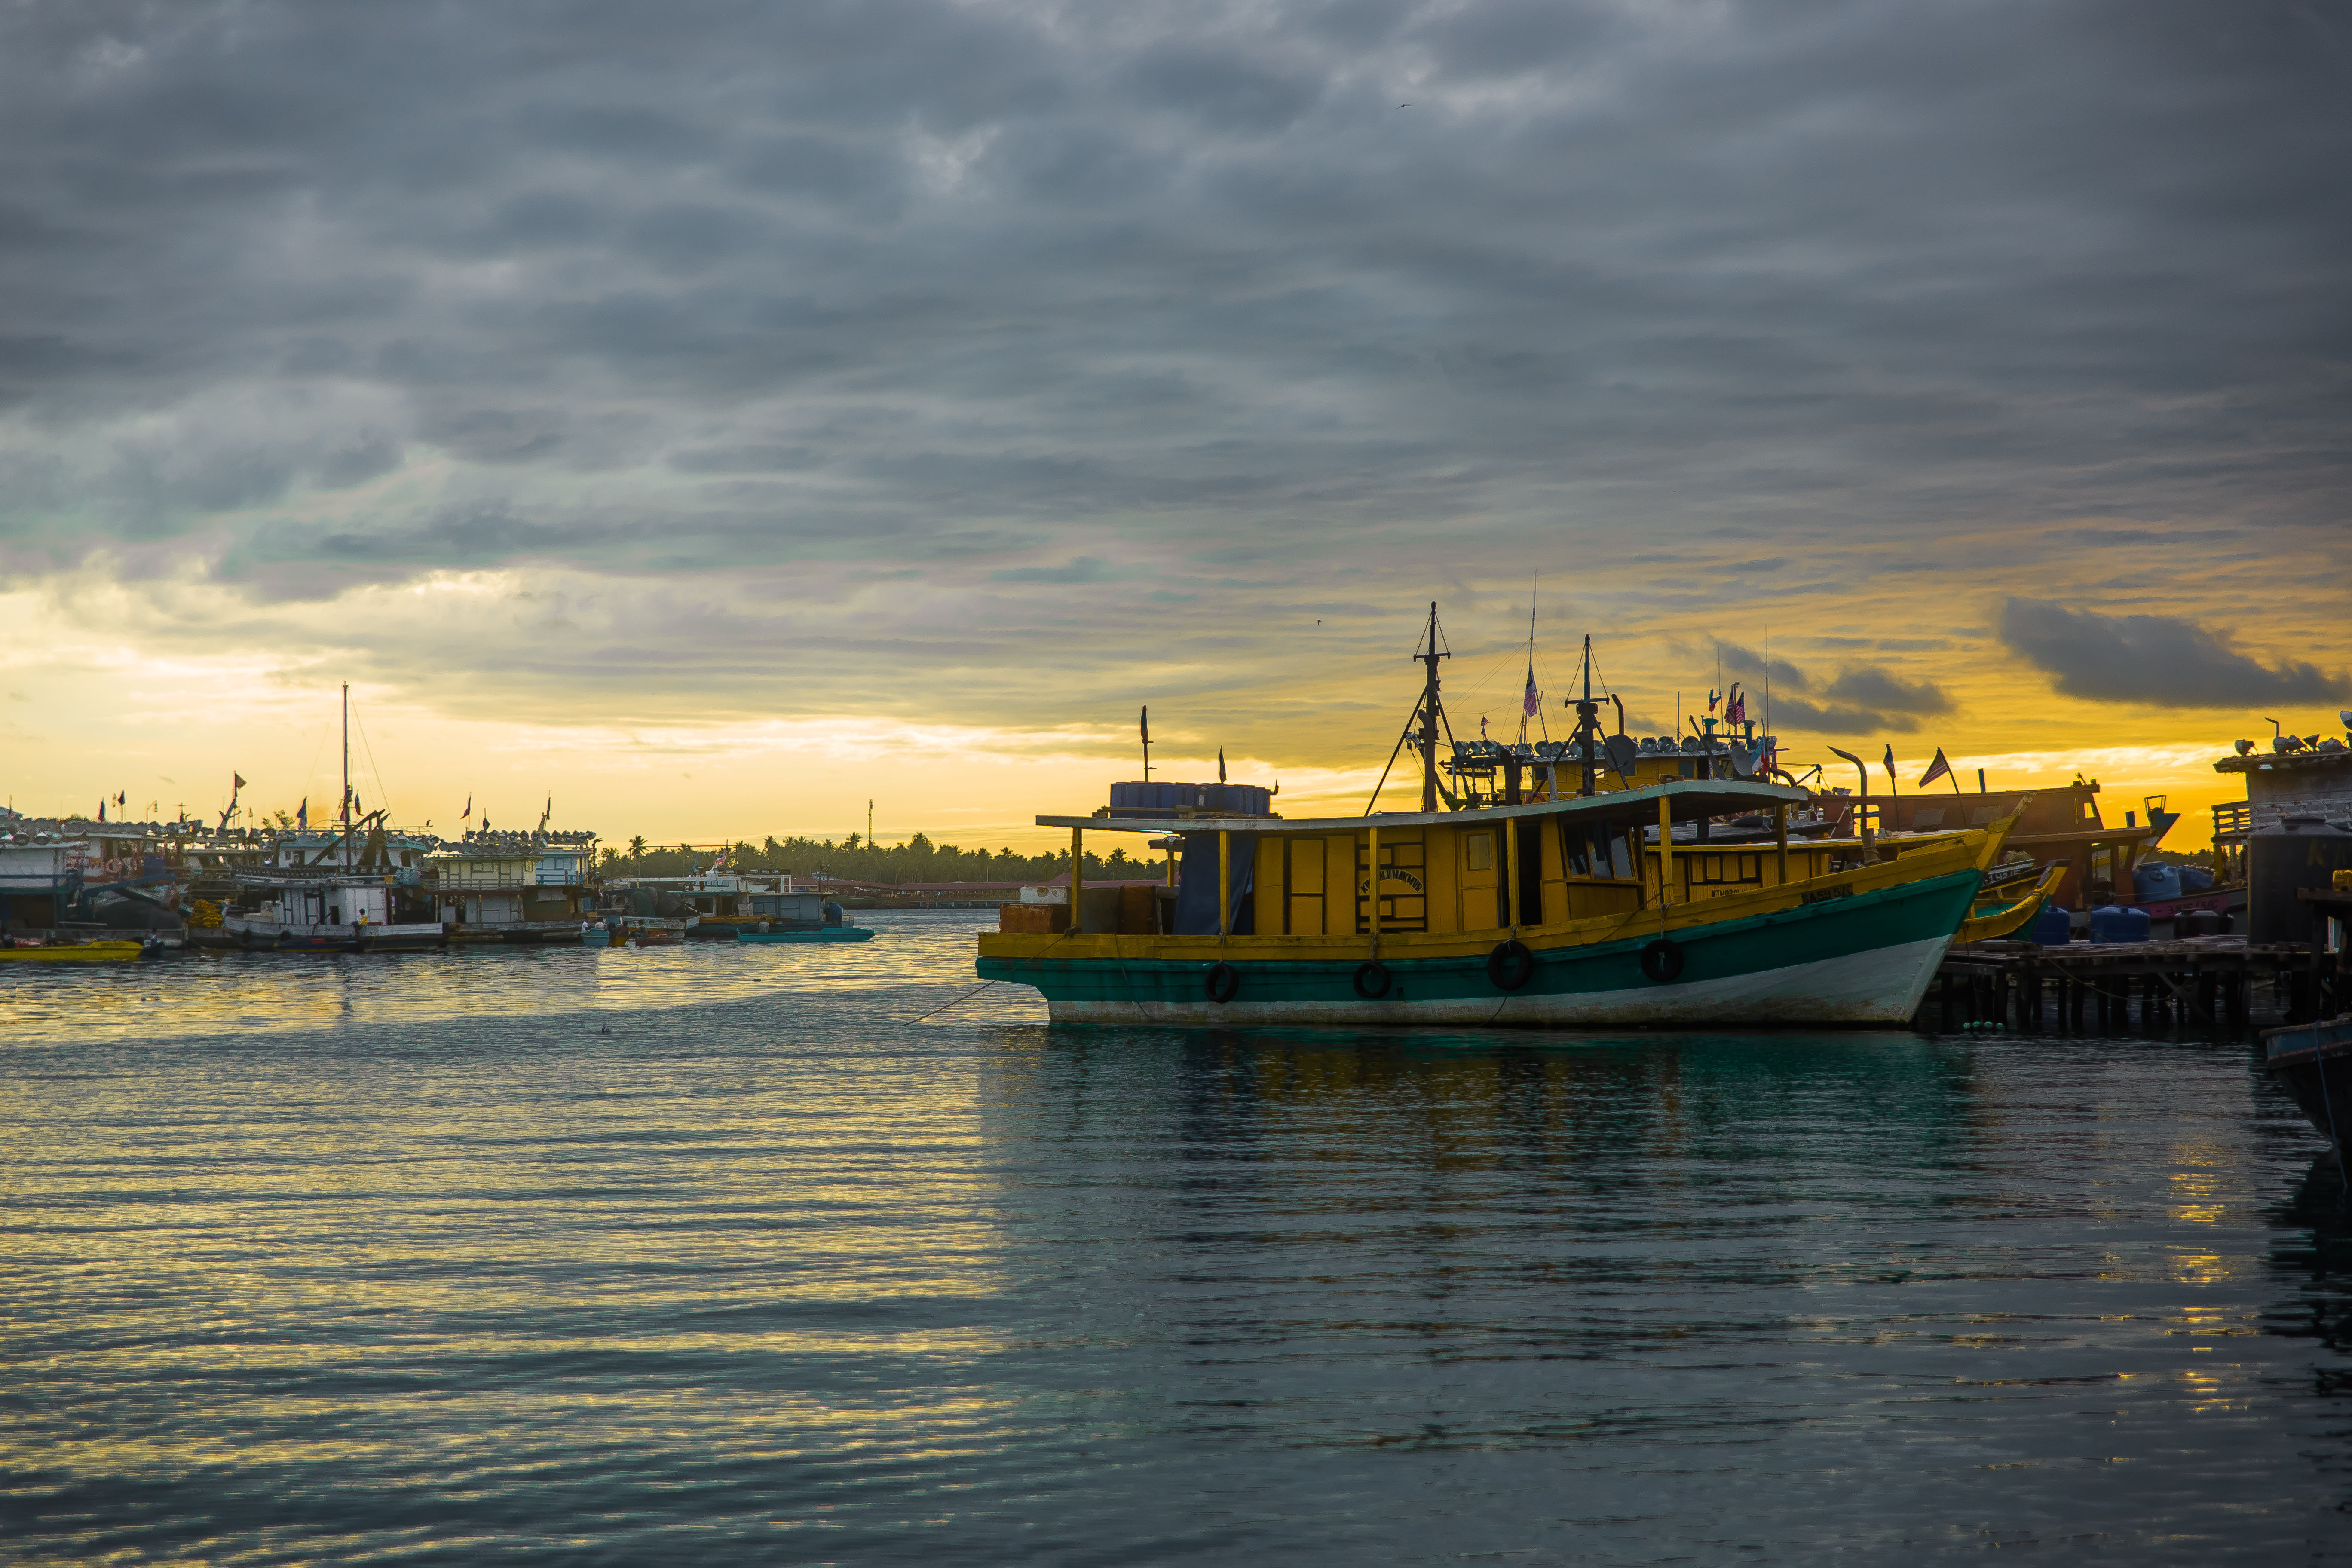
[906,979,998,1024]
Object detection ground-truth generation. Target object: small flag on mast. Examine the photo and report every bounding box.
[297,797,308,829]
[233,773,246,790]
[1522,663,1539,717]
[1218,747,1226,784]
[1918,748,1954,788]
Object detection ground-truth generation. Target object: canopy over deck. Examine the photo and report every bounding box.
[1042,778,1811,837]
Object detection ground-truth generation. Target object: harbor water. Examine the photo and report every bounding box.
[4,911,2350,1561]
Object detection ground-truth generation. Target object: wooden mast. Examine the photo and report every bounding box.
[1416,602,1449,813]
[1576,635,1600,798]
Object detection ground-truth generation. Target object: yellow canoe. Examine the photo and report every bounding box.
[1955,861,2065,945]
[0,940,148,963]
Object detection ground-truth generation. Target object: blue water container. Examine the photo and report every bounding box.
[2133,862,2183,902]
[2089,905,2152,943]
[2030,903,2071,945]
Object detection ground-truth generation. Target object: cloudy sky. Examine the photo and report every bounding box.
[2,0,2345,848]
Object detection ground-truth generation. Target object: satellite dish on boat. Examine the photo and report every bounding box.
[1727,742,1759,778]
[2235,738,2255,756]
[1604,734,1639,778]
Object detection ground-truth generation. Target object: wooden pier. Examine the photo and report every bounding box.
[1927,936,2323,1033]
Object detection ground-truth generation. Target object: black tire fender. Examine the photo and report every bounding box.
[1204,961,1240,1004]
[1485,940,1536,992]
[1640,937,1685,984]
[1352,960,1392,1000]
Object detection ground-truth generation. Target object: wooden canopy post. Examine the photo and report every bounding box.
[1775,801,1790,886]
[1218,830,1231,939]
[1657,793,1675,914]
[1368,826,1382,951]
[1502,815,1518,932]
[1071,827,1084,933]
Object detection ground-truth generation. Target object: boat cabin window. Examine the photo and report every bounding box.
[1465,833,1492,872]
[1558,820,1637,880]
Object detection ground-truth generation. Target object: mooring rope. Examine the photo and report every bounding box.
[905,979,999,1024]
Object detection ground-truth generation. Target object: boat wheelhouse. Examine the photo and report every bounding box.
[600,872,831,937]
[215,818,444,952]
[0,817,193,934]
[429,830,600,943]
[0,828,92,934]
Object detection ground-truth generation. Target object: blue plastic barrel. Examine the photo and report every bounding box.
[2030,903,2071,945]
[2132,862,2182,902]
[2087,905,2127,943]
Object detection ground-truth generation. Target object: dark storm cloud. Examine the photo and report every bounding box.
[1997,598,2349,707]
[1711,640,1810,695]
[0,0,2344,717]
[1709,639,1953,734]
[1764,697,1920,737]
[1820,667,1952,717]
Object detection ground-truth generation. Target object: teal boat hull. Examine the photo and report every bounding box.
[977,868,1978,1028]
[738,927,875,944]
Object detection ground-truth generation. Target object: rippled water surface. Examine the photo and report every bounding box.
[6,911,2351,1562]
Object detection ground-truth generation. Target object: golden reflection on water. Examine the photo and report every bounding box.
[5,914,2349,1562]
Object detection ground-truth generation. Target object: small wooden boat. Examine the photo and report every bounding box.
[630,929,683,947]
[1955,861,2065,945]
[0,939,149,963]
[738,926,875,944]
[2264,1014,2352,1151]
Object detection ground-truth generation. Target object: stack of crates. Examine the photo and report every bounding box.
[1106,781,1273,817]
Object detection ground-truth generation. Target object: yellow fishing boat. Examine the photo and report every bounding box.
[977,608,2012,1028]
[0,940,148,963]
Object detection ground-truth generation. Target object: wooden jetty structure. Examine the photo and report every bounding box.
[1931,935,2318,1033]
